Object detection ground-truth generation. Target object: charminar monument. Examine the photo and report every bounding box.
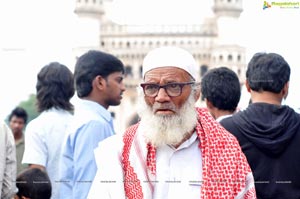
[72,0,245,133]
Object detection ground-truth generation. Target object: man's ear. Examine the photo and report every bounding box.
[205,99,214,109]
[93,75,106,90]
[245,80,251,93]
[282,81,289,99]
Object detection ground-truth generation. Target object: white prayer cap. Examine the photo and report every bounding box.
[142,46,198,80]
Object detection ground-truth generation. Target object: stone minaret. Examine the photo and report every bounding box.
[210,0,246,82]
[73,0,113,57]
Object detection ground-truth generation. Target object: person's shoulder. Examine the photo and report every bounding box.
[99,134,123,148]
[220,108,245,127]
[24,115,48,136]
[69,113,110,133]
[0,121,11,136]
[219,113,242,139]
[48,108,73,118]
[95,134,124,160]
[73,109,109,128]
[98,124,140,151]
[34,109,71,126]
[0,121,8,130]
[286,106,300,116]
[25,113,44,129]
[0,121,14,144]
[219,115,234,126]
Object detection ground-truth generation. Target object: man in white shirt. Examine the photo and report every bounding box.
[22,62,75,199]
[88,46,256,198]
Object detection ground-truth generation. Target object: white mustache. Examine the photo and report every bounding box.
[152,102,177,112]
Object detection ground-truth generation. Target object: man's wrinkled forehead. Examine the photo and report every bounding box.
[142,46,198,80]
[144,66,192,81]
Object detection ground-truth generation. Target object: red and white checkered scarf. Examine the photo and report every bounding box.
[122,107,256,198]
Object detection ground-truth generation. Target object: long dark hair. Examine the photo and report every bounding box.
[36,62,75,112]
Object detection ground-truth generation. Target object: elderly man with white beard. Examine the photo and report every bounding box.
[88,46,256,199]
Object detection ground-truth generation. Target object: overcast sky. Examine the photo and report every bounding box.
[0,0,299,119]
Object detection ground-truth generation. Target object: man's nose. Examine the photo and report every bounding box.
[120,82,126,92]
[155,88,171,102]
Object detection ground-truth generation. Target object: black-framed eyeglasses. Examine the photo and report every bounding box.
[140,82,195,97]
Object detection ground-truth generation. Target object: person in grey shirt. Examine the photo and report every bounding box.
[8,107,28,175]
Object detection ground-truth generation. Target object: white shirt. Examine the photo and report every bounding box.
[88,132,203,199]
[22,108,73,199]
[154,132,202,199]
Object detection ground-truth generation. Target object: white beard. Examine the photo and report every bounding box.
[137,90,198,147]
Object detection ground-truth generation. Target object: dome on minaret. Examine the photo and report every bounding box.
[212,0,243,45]
[212,0,243,18]
[75,0,113,20]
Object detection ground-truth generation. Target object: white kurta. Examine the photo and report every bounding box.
[88,132,203,199]
[88,135,125,199]
[154,132,202,199]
